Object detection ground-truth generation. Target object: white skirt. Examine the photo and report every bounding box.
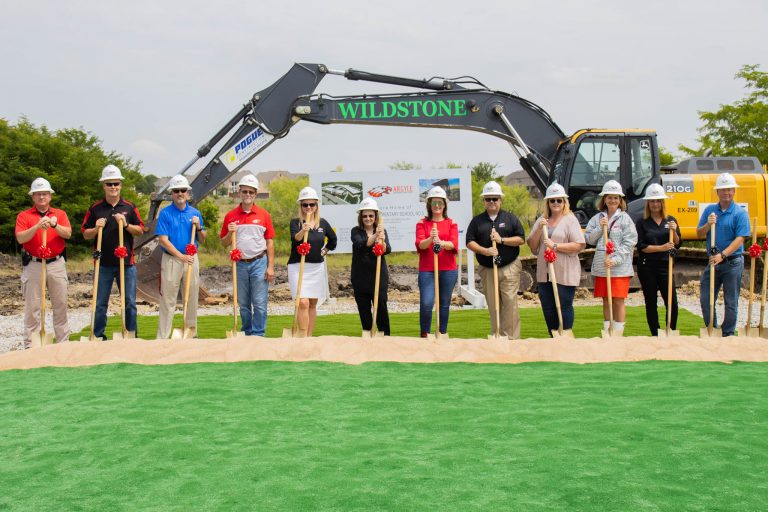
[288,262,327,300]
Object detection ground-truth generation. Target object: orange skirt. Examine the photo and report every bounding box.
[593,276,630,298]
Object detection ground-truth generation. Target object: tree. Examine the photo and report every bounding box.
[470,173,535,226]
[135,173,159,195]
[471,161,499,182]
[658,146,677,167]
[389,160,420,170]
[679,64,768,163]
[0,118,146,254]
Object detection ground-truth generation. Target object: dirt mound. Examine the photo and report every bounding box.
[3,334,768,371]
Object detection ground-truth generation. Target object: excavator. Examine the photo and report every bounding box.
[134,63,766,300]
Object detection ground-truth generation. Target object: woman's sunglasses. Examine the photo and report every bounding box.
[548,198,564,204]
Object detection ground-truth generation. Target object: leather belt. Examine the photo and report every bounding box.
[33,254,63,264]
[240,251,266,263]
[722,254,741,262]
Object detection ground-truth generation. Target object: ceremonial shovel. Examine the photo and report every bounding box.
[543,225,573,339]
[30,229,54,347]
[225,231,244,338]
[487,235,503,341]
[283,221,309,338]
[113,219,136,340]
[362,220,385,339]
[658,222,680,338]
[600,223,614,339]
[81,226,103,342]
[172,224,197,339]
[700,223,722,338]
[760,235,768,338]
[430,222,449,340]
[739,218,759,337]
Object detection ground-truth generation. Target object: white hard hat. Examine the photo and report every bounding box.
[238,174,259,190]
[643,183,668,200]
[167,174,191,190]
[480,181,504,197]
[714,172,739,190]
[29,177,54,195]
[599,180,625,197]
[544,182,567,200]
[296,186,320,203]
[426,186,448,201]
[99,164,125,182]
[358,197,379,212]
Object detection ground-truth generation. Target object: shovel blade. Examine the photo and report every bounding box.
[29,333,42,349]
[372,332,385,339]
[281,327,294,338]
[601,329,615,339]
[281,328,307,339]
[361,330,372,339]
[43,333,54,345]
[170,328,184,340]
[760,327,768,339]
[738,326,759,338]
[430,332,449,341]
[699,326,722,338]
[552,329,575,339]
[657,329,680,339]
[183,327,196,339]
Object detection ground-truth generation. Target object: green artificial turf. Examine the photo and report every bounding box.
[1,361,767,510]
[71,306,703,340]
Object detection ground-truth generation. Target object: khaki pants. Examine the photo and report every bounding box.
[21,258,70,344]
[478,259,521,339]
[158,252,199,339]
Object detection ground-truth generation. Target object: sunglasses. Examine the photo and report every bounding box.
[104,182,121,187]
[483,197,499,202]
[361,214,376,219]
[548,198,564,204]
[430,201,445,207]
[301,203,317,208]
[171,189,187,194]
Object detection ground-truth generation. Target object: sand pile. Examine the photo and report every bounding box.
[2,334,768,371]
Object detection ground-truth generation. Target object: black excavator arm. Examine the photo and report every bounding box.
[135,63,566,302]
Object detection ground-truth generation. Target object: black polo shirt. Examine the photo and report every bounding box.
[466,209,525,268]
[81,199,144,267]
[636,215,682,263]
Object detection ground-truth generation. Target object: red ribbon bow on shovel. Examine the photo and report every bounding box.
[113,246,128,259]
[762,239,768,252]
[297,242,311,256]
[749,243,762,258]
[185,244,197,256]
[229,248,242,261]
[605,241,615,255]
[544,247,557,263]
[372,243,385,256]
[39,245,52,259]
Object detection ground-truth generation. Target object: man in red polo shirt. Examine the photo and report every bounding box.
[15,177,72,348]
[220,173,275,336]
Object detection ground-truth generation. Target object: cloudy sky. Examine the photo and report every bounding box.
[2,1,766,179]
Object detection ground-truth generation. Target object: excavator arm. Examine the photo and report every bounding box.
[135,63,566,303]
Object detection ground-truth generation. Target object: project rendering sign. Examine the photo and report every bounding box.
[310,169,473,254]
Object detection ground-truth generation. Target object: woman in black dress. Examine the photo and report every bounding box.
[351,197,391,335]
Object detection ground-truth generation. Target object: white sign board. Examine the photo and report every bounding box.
[310,169,473,253]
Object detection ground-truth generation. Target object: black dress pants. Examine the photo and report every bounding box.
[354,289,390,335]
[638,257,678,336]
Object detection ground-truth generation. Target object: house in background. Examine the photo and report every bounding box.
[504,170,542,199]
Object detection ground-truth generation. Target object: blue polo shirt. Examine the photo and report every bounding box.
[156,202,205,253]
[697,201,750,255]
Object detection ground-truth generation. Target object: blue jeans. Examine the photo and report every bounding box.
[236,257,269,336]
[418,270,457,334]
[700,256,743,336]
[538,282,576,335]
[95,264,137,339]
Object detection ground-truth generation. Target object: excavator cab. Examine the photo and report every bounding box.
[550,129,659,226]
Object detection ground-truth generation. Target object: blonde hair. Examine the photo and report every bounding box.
[544,197,572,218]
[296,203,321,226]
[643,199,667,220]
[597,195,627,212]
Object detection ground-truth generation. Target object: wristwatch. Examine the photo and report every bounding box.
[553,243,558,252]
